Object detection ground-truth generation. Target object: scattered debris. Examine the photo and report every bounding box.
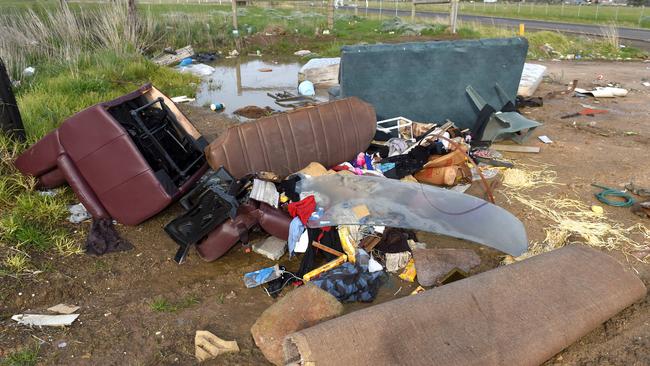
[210,103,224,111]
[233,105,276,119]
[252,237,287,261]
[258,68,273,72]
[412,248,480,287]
[626,182,650,197]
[538,135,553,144]
[560,108,608,119]
[22,66,36,77]
[294,50,312,57]
[68,203,91,224]
[250,179,280,208]
[177,63,215,77]
[47,304,80,315]
[195,330,239,362]
[591,205,604,215]
[171,95,195,103]
[518,63,547,97]
[631,200,650,219]
[298,57,340,87]
[12,314,79,327]
[575,86,628,98]
[298,80,315,96]
[153,45,194,66]
[492,144,541,153]
[244,264,283,288]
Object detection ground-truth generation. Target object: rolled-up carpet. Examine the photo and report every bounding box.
[284,245,646,366]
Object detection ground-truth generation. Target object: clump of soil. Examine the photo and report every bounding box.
[234,105,277,119]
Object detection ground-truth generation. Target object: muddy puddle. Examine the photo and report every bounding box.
[193,58,330,120]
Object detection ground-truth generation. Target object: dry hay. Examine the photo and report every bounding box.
[501,165,650,263]
[502,163,562,191]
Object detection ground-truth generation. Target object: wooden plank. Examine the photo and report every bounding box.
[492,144,541,153]
[311,242,344,257]
[152,45,194,66]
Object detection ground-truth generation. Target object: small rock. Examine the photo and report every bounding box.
[58,341,67,348]
[252,237,287,260]
[413,248,481,287]
[251,284,342,365]
[225,291,237,300]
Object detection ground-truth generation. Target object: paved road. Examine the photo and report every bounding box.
[344,6,650,44]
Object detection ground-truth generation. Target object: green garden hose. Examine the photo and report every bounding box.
[591,183,636,208]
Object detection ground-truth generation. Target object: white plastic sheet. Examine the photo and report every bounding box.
[296,174,528,256]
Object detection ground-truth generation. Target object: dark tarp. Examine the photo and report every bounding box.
[338,37,528,130]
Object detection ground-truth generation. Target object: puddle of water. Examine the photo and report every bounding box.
[194,58,330,120]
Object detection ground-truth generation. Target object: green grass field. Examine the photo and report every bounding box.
[359,1,649,29]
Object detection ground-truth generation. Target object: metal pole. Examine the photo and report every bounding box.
[395,0,398,17]
[450,0,458,34]
[640,6,645,27]
[380,0,383,20]
[328,0,334,29]
[615,6,619,22]
[561,2,564,17]
[411,0,415,22]
[231,0,240,51]
[518,2,520,15]
[595,4,599,21]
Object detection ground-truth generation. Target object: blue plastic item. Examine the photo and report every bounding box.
[178,58,193,67]
[298,80,315,96]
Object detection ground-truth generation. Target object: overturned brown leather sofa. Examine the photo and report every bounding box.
[14,84,208,225]
[205,97,377,179]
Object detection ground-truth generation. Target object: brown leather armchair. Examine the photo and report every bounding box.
[14,84,208,225]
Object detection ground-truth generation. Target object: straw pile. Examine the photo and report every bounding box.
[500,165,650,263]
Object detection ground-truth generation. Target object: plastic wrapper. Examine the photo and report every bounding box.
[243,264,282,288]
[296,174,528,256]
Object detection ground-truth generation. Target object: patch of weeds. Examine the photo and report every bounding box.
[53,234,83,256]
[2,252,30,274]
[456,26,480,38]
[150,295,199,312]
[0,342,40,366]
[178,295,200,309]
[218,293,225,304]
[93,259,109,272]
[150,298,176,312]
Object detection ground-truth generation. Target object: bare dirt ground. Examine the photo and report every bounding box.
[1,60,649,366]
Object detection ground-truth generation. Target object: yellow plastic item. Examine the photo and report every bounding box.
[591,205,604,215]
[399,259,417,282]
[303,255,348,282]
[338,226,357,264]
[280,194,289,203]
[410,286,426,295]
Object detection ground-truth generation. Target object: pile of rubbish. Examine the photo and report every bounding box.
[8,37,647,365]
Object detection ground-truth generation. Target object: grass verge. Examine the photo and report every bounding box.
[150,295,200,312]
[0,342,40,366]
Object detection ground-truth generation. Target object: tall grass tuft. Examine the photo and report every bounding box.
[601,23,620,51]
[0,1,156,79]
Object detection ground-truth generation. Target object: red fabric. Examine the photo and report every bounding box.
[288,195,316,225]
[316,226,332,242]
